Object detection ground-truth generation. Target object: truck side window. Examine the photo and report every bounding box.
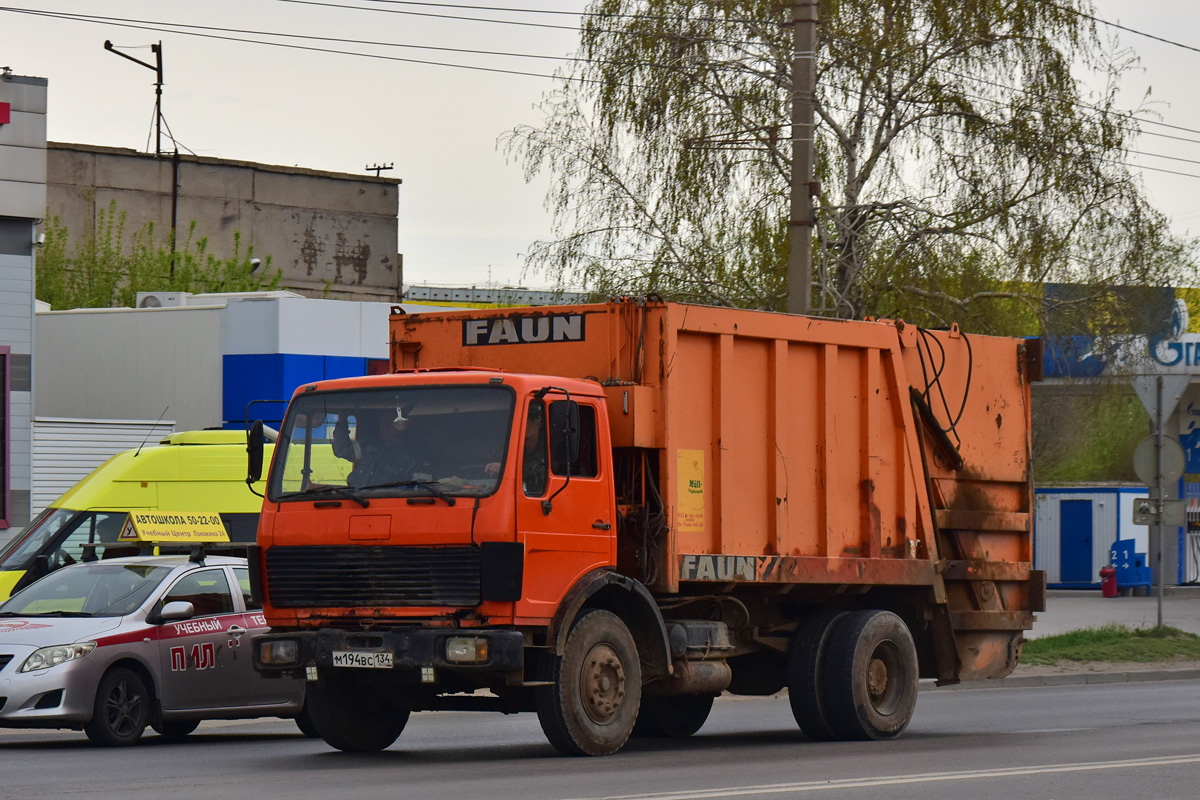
[523,401,548,497]
[549,402,599,478]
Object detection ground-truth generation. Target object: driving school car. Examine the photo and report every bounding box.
[0,554,307,745]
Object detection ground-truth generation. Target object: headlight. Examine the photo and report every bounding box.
[258,639,300,667]
[445,637,488,663]
[20,642,96,673]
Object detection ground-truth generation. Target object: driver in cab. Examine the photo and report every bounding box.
[332,408,433,488]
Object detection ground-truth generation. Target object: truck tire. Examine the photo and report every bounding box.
[84,667,151,746]
[306,676,410,752]
[152,719,200,740]
[632,693,714,738]
[536,609,642,756]
[294,701,320,738]
[821,609,918,741]
[786,610,847,741]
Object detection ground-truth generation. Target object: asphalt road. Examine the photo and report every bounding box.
[4,680,1200,800]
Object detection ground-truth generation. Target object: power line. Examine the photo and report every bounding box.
[10,2,1200,183]
[0,6,567,81]
[3,6,590,65]
[1048,0,1200,56]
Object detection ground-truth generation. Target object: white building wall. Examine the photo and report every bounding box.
[35,305,224,431]
[222,295,393,357]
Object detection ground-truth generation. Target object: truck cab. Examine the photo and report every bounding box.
[257,371,616,628]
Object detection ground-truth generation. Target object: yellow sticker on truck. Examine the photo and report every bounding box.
[119,512,230,543]
[676,449,706,533]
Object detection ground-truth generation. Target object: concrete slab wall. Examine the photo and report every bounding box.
[46,143,402,302]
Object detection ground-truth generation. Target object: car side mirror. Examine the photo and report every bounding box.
[159,601,196,622]
[31,554,51,580]
[247,420,265,486]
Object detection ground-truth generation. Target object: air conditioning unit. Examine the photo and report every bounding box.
[136,292,190,308]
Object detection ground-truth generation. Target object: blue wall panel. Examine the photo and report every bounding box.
[223,354,367,426]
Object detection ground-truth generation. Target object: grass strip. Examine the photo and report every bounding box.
[1020,623,1200,666]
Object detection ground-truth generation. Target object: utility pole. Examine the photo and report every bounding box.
[104,40,164,156]
[366,162,394,177]
[105,40,178,277]
[786,1,817,315]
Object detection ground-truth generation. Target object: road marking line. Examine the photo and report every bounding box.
[559,754,1200,800]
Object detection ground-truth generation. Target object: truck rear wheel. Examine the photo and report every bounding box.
[821,609,918,741]
[632,693,714,738]
[536,609,642,756]
[787,610,847,741]
[306,676,410,752]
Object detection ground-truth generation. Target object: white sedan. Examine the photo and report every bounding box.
[0,554,308,745]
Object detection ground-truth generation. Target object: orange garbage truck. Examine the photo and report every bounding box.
[249,299,1045,755]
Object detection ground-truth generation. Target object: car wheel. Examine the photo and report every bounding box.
[85,667,151,746]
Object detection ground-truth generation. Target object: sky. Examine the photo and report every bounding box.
[3,1,1200,293]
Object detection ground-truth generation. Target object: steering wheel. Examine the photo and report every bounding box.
[456,464,492,481]
[49,548,77,570]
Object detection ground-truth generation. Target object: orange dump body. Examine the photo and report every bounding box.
[392,299,1043,681]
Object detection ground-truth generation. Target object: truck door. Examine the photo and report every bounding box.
[155,568,248,711]
[515,397,615,620]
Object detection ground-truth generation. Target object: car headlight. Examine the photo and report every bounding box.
[20,642,96,673]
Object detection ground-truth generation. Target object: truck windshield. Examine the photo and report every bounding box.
[269,385,515,501]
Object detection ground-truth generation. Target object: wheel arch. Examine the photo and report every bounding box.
[96,657,160,719]
[547,568,671,680]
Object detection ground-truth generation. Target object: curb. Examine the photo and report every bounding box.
[920,667,1200,691]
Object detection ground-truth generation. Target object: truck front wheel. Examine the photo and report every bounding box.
[306,675,410,752]
[821,609,918,741]
[632,693,714,738]
[536,609,642,756]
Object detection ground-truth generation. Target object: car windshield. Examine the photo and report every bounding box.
[0,563,173,617]
[269,385,514,501]
[0,508,78,570]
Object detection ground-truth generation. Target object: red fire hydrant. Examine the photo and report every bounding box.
[1099,566,1118,598]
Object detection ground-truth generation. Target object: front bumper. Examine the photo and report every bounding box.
[253,627,525,678]
[0,650,106,728]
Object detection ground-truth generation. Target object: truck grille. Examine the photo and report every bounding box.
[265,546,481,608]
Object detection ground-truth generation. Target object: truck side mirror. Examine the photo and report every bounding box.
[247,420,265,486]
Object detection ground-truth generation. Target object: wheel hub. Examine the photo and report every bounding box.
[581,643,626,724]
[867,657,889,702]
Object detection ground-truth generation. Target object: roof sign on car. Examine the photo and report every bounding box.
[118,512,231,544]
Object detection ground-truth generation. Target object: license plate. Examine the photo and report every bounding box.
[332,650,394,669]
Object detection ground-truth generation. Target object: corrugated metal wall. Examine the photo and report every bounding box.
[1035,490,1122,586]
[31,417,175,515]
